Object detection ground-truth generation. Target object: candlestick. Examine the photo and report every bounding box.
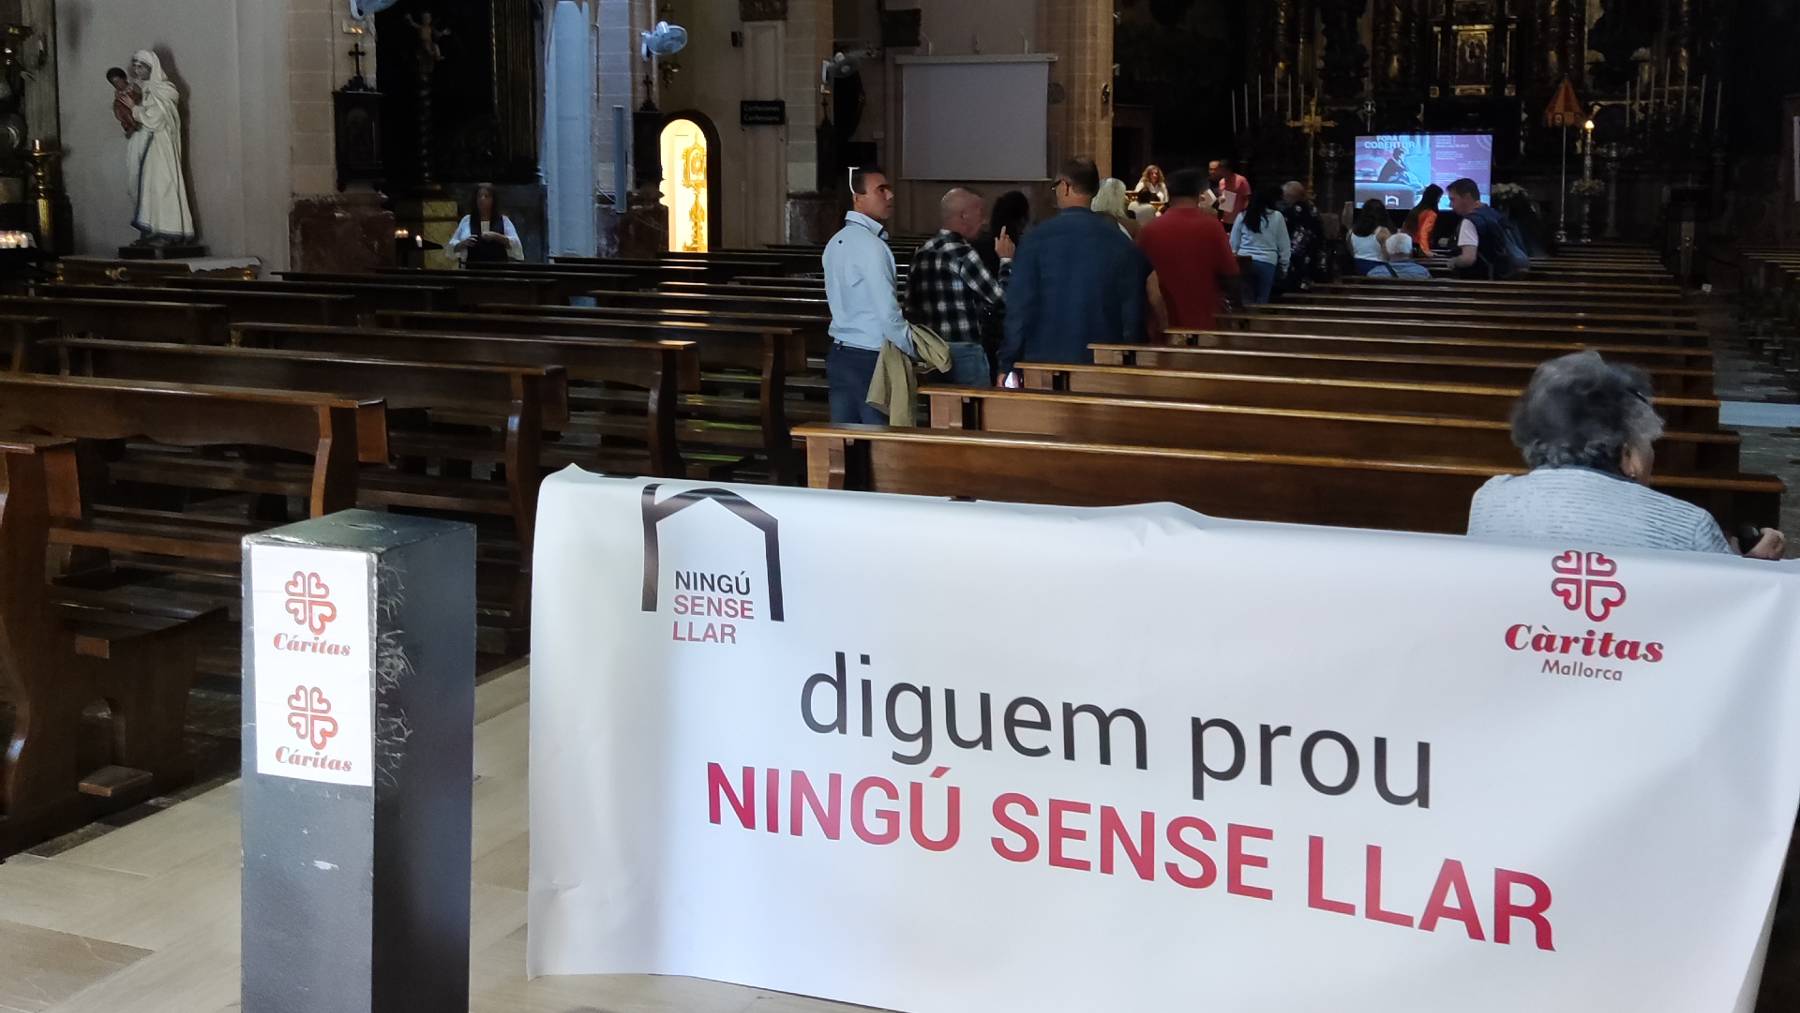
[1231,88,1238,136]
[1257,74,1263,121]
[1681,56,1689,122]
[1714,83,1723,135]
[1697,73,1706,130]
[1626,80,1633,128]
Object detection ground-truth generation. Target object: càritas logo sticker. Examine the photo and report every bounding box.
[1550,550,1626,622]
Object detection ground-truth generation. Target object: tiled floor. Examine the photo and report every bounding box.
[0,663,874,1013]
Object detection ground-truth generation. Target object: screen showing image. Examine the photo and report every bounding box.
[1353,133,1493,209]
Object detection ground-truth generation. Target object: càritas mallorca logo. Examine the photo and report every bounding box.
[274,684,354,774]
[640,484,785,646]
[1503,551,1665,683]
[272,570,352,656]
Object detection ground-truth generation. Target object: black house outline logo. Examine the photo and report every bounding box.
[640,484,785,622]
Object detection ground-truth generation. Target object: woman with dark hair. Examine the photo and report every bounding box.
[1228,184,1291,304]
[1405,184,1444,253]
[974,190,1030,275]
[1348,198,1392,275]
[449,183,524,264]
[1469,351,1786,557]
[973,189,1030,360]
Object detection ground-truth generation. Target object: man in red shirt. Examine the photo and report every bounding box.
[1208,158,1253,227]
[1138,168,1242,332]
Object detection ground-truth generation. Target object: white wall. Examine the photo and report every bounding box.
[56,0,288,264]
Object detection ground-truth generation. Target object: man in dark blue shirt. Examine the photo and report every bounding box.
[998,158,1150,378]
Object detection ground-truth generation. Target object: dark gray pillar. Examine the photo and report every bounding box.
[241,510,476,1013]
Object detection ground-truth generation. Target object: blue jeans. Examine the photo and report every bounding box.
[1243,260,1278,304]
[944,342,991,387]
[827,343,887,424]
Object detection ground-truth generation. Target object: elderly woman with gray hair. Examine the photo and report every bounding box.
[1468,352,1786,558]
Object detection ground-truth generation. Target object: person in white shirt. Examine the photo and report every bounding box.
[449,183,524,265]
[823,167,910,424]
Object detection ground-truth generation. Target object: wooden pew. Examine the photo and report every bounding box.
[0,295,231,345]
[0,376,378,818]
[375,309,807,481]
[45,339,567,644]
[1236,303,1701,333]
[1218,312,1707,348]
[1278,290,1695,316]
[233,322,698,479]
[1017,362,1720,429]
[0,374,374,553]
[45,338,565,555]
[358,267,579,305]
[923,385,1739,475]
[1334,276,1680,298]
[38,283,357,328]
[1090,343,1717,396]
[1,315,62,371]
[553,254,784,283]
[592,288,831,322]
[1161,328,1715,370]
[474,301,832,353]
[162,276,455,315]
[0,434,221,856]
[798,424,1781,534]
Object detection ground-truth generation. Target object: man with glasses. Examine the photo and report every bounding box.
[823,166,911,423]
[997,157,1149,379]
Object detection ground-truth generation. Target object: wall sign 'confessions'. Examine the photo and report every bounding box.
[740,100,787,127]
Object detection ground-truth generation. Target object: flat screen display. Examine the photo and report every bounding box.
[1352,133,1494,210]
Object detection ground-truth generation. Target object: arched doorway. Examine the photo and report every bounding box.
[658,113,721,252]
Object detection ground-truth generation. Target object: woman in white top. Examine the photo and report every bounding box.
[1347,198,1392,275]
[1228,185,1292,304]
[1091,178,1136,238]
[1129,164,1168,222]
[449,182,524,265]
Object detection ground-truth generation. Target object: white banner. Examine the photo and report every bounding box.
[528,470,1800,1012]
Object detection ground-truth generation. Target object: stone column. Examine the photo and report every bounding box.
[1038,0,1113,177]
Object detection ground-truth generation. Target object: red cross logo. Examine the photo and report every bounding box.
[284,571,337,635]
[1550,550,1627,622]
[286,686,339,750]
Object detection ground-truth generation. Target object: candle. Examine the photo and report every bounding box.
[1257,74,1263,120]
[1715,82,1723,134]
[1232,88,1238,135]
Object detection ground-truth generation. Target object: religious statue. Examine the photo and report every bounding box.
[118,50,194,245]
[406,12,450,73]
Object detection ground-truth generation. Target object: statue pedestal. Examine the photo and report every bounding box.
[118,243,209,260]
[392,193,462,271]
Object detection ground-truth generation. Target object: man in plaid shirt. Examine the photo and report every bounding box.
[904,188,1015,386]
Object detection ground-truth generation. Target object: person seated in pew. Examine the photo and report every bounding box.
[1406,184,1444,254]
[998,157,1150,380]
[905,187,1015,387]
[1278,181,1326,293]
[1136,168,1241,332]
[1091,178,1136,239]
[1446,177,1529,280]
[1375,232,1433,280]
[825,166,911,423]
[450,182,525,265]
[1348,199,1392,276]
[1467,351,1787,558]
[1229,185,1292,305]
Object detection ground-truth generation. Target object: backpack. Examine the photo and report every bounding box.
[1467,205,1529,280]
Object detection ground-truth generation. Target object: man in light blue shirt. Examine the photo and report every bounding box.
[824,166,911,424]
